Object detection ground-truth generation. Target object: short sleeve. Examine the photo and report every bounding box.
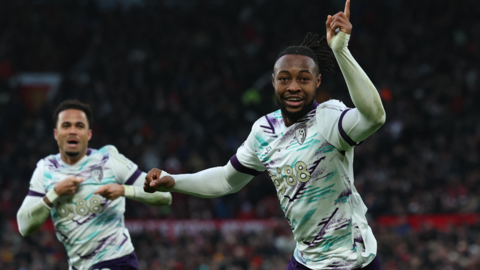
[106,145,141,185]
[316,100,358,151]
[230,124,266,176]
[28,160,46,196]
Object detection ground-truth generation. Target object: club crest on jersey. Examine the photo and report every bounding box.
[295,124,307,145]
[90,167,103,183]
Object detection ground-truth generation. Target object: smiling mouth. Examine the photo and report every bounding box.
[284,97,304,107]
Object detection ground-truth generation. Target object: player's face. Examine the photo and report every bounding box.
[273,55,321,125]
[54,109,92,160]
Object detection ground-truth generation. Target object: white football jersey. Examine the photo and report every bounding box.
[232,100,377,269]
[27,145,141,270]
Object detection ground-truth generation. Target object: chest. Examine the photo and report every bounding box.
[257,119,340,197]
[42,157,118,193]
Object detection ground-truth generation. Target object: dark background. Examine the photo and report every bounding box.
[0,0,479,269]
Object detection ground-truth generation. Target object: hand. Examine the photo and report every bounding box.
[144,168,175,193]
[54,176,84,196]
[94,184,125,200]
[326,0,352,44]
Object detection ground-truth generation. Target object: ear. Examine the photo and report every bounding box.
[54,129,58,141]
[88,129,92,141]
[316,74,322,88]
[272,73,275,87]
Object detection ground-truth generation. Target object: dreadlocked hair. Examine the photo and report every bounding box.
[276,32,335,74]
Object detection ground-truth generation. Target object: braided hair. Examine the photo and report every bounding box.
[275,32,335,75]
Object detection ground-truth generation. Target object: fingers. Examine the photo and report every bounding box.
[149,176,170,187]
[145,168,162,192]
[330,12,349,26]
[149,177,166,187]
[326,14,333,25]
[144,169,172,193]
[330,20,349,32]
[149,176,175,188]
[144,186,156,193]
[72,177,84,184]
[94,185,115,199]
[144,178,154,193]
[93,186,105,195]
[344,0,350,20]
[149,179,160,187]
[55,176,84,196]
[146,168,162,181]
[328,12,352,35]
[143,180,157,193]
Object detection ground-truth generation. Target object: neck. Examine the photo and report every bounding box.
[60,149,88,165]
[281,101,318,127]
[282,114,299,127]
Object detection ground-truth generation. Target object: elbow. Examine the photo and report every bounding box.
[17,212,38,237]
[376,111,386,127]
[152,192,172,206]
[16,221,32,237]
[16,213,27,237]
[19,228,31,237]
[164,193,172,206]
[371,108,386,129]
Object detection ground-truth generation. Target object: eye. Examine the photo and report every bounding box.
[278,77,288,82]
[77,124,85,129]
[300,77,310,82]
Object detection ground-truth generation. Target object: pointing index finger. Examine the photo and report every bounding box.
[344,0,351,20]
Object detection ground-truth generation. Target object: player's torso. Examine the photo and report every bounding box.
[255,109,358,262]
[41,149,133,269]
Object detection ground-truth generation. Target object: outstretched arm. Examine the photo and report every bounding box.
[144,161,254,198]
[327,0,386,144]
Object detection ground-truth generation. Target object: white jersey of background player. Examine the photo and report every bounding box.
[145,1,385,270]
[17,100,172,270]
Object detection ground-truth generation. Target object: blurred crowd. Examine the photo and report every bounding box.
[1,219,480,270]
[0,0,479,269]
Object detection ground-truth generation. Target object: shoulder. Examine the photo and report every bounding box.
[316,99,350,119]
[37,154,59,169]
[317,99,348,111]
[97,145,119,156]
[251,109,283,134]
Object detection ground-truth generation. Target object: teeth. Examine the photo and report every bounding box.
[287,98,301,101]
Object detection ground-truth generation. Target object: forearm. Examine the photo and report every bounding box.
[332,32,385,126]
[17,196,52,236]
[124,185,172,206]
[169,162,253,198]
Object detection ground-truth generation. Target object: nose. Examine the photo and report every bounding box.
[68,126,78,134]
[287,80,301,92]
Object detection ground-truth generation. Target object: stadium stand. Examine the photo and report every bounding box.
[0,0,479,269]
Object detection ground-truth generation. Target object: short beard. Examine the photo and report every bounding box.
[65,151,80,157]
[277,97,315,123]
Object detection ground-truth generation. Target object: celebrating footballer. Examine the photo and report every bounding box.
[145,0,385,269]
[17,100,172,270]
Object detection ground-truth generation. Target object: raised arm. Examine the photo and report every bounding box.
[326,0,386,143]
